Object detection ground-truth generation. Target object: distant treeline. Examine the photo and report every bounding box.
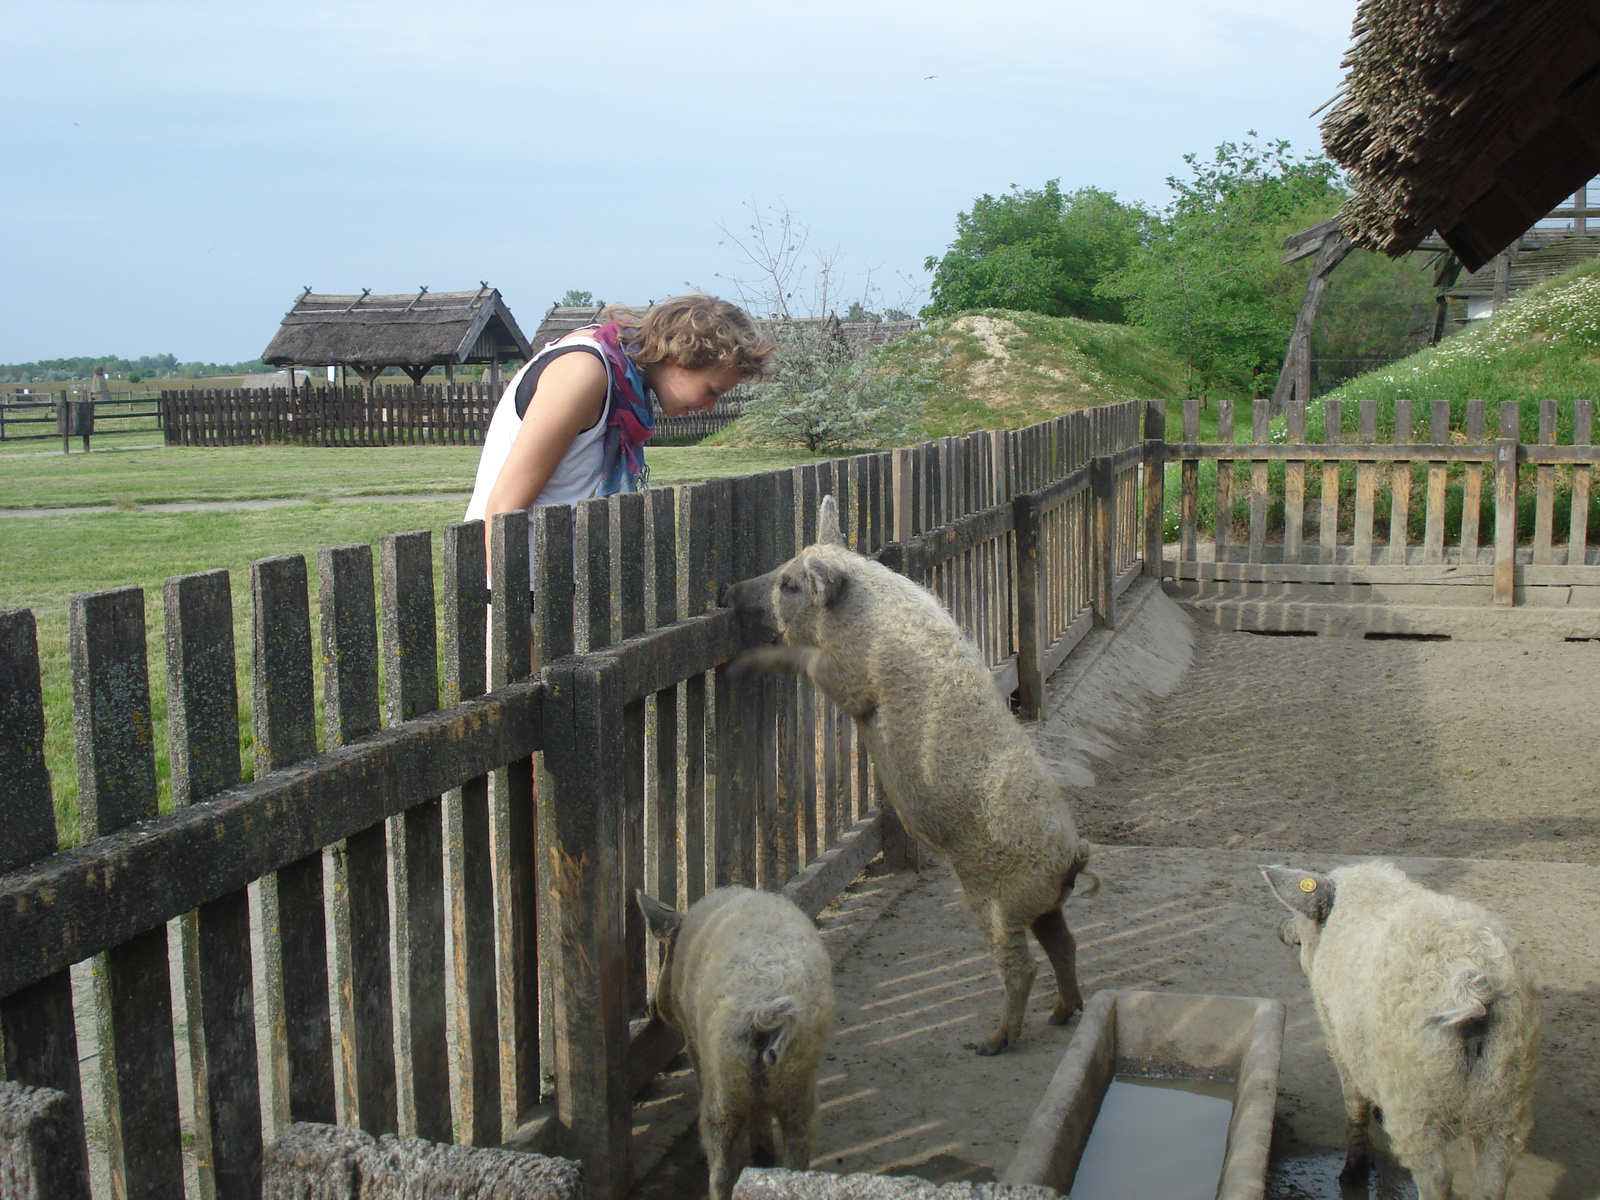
[0,354,269,384]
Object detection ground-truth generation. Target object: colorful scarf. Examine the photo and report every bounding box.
[589,321,654,495]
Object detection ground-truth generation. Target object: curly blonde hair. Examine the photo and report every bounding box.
[603,295,774,381]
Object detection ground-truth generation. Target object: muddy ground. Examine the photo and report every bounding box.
[631,585,1600,1200]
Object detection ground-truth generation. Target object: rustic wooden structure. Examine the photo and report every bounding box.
[1269,220,1354,414]
[262,286,532,389]
[1163,397,1599,622]
[162,383,501,447]
[1322,0,1600,271]
[0,402,1152,1200]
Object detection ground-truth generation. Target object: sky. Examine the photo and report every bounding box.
[1,0,1359,364]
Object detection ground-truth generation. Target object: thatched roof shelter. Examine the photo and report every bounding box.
[529,305,606,352]
[262,285,532,385]
[1322,0,1600,271]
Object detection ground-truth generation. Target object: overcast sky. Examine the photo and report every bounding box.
[2,0,1358,364]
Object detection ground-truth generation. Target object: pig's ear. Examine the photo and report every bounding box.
[817,495,843,546]
[1260,865,1336,923]
[806,558,848,607]
[637,890,684,941]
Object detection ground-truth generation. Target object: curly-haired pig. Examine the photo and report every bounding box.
[638,886,834,1200]
[722,495,1096,1055]
[1262,861,1539,1200]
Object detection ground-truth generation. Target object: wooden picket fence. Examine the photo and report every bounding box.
[1165,396,1599,610]
[0,401,1155,1200]
[161,385,745,448]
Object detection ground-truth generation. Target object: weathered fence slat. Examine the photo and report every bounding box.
[610,492,650,1017]
[0,611,89,1193]
[1249,400,1269,561]
[442,521,500,1148]
[1461,400,1485,563]
[1533,399,1557,565]
[381,531,452,1143]
[70,586,187,1197]
[489,510,538,1131]
[1389,399,1414,564]
[646,489,681,911]
[1181,400,1199,562]
[1423,401,1449,564]
[165,569,264,1200]
[319,543,399,1136]
[1320,399,1342,564]
[1495,402,1520,605]
[1352,400,1378,565]
[1572,399,1593,565]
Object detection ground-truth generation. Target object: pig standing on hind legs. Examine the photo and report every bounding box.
[722,495,1097,1056]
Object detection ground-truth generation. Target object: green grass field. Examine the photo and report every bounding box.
[0,442,827,846]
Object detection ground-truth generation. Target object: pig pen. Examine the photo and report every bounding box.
[629,582,1600,1200]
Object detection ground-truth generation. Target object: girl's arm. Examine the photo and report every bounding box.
[483,349,609,564]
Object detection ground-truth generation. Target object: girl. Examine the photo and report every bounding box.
[466,294,774,586]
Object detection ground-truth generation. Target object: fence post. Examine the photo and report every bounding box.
[876,538,923,870]
[1142,399,1165,578]
[1092,452,1117,628]
[1494,402,1520,606]
[541,654,631,1200]
[1013,493,1043,721]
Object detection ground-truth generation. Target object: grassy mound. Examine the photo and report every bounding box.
[1319,255,1600,441]
[710,310,1189,447]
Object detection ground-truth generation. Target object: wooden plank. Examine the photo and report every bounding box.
[1389,399,1413,565]
[1165,442,1508,463]
[318,544,398,1136]
[1495,402,1520,606]
[794,464,821,867]
[1013,495,1042,721]
[1533,400,1557,564]
[69,586,185,1197]
[379,532,451,1143]
[645,489,681,920]
[441,522,499,1148]
[610,494,649,1017]
[576,497,612,653]
[541,657,631,1200]
[1351,401,1378,565]
[1461,401,1485,564]
[1423,401,1449,564]
[1572,400,1593,566]
[1283,400,1305,562]
[164,570,262,1199]
[1093,453,1116,628]
[0,611,88,1191]
[1181,399,1200,563]
[1249,401,1269,561]
[676,485,715,905]
[1144,400,1166,576]
[489,510,538,1130]
[1214,398,1234,559]
[769,470,801,887]
[780,815,884,920]
[1320,399,1342,564]
[1167,560,1497,585]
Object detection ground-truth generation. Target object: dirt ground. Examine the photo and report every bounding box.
[632,588,1600,1200]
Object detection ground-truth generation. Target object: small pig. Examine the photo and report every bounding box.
[1262,861,1539,1200]
[638,886,835,1200]
[723,495,1096,1055]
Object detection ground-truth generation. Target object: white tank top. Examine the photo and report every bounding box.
[464,332,615,587]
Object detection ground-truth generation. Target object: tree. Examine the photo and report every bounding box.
[922,182,1149,322]
[714,202,924,450]
[1100,134,1345,397]
[558,289,596,306]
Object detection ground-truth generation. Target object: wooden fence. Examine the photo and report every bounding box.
[0,400,1153,1200]
[1164,396,1599,607]
[161,386,745,448]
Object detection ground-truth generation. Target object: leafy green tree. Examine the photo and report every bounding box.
[1101,134,1344,397]
[558,289,596,306]
[922,182,1149,322]
[740,323,923,451]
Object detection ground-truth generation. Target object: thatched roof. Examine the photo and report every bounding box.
[262,286,532,370]
[528,305,605,352]
[1322,0,1600,271]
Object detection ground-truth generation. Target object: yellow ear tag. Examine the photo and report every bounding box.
[1299,878,1317,893]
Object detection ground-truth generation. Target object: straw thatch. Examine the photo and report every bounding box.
[527,306,919,355]
[1322,0,1600,271]
[262,286,532,381]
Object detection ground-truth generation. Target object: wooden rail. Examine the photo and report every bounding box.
[1163,397,1599,607]
[0,402,1151,1199]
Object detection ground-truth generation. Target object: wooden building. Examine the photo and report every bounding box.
[262,285,532,388]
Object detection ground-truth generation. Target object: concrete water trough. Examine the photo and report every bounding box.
[1001,989,1285,1200]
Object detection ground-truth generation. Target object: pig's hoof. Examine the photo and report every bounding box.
[976,1032,1010,1056]
[1337,1153,1371,1186]
[1048,1002,1079,1026]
